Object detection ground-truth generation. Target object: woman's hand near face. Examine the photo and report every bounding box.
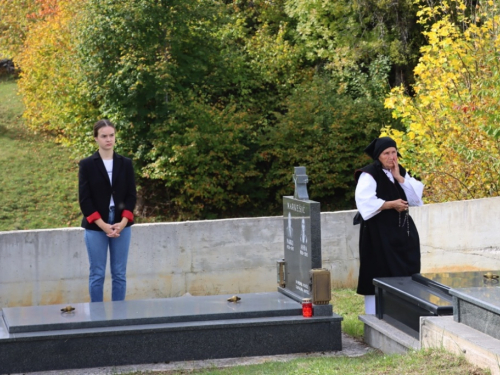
[390,156,405,184]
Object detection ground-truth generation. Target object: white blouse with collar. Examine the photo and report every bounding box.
[355,169,424,221]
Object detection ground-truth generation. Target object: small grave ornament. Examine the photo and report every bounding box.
[293,166,309,200]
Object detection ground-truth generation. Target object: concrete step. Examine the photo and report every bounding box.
[359,314,419,354]
[421,316,500,375]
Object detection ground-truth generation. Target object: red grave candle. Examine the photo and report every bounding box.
[302,298,313,318]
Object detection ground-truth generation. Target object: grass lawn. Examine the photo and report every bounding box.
[333,288,364,339]
[0,77,81,231]
[140,350,488,375]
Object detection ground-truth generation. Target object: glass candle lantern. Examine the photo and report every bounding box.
[276,259,286,287]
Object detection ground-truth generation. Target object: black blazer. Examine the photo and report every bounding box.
[79,151,137,231]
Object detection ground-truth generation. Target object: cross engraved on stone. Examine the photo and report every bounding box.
[293,166,309,200]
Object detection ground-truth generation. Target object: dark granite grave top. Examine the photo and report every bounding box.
[0,311,342,341]
[373,277,452,313]
[449,287,500,315]
[0,309,343,374]
[1,292,302,334]
[414,270,500,294]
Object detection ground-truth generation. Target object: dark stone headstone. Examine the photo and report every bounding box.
[281,196,321,300]
[279,167,323,306]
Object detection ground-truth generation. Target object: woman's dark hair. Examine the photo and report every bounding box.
[93,119,115,137]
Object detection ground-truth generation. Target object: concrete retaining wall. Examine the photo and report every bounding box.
[2,197,500,308]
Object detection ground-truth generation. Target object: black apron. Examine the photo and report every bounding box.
[354,161,421,295]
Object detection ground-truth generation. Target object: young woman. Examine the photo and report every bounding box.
[78,119,137,302]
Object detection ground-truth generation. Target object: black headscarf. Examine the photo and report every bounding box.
[364,137,398,160]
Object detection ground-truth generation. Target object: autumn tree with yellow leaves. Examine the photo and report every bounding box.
[384,0,500,203]
[15,0,98,149]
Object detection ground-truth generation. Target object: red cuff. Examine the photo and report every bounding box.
[87,211,101,224]
[122,210,134,222]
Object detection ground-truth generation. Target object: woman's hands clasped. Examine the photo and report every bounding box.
[108,224,122,238]
[392,199,409,212]
[106,218,129,238]
[100,223,120,238]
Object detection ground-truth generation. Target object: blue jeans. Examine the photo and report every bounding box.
[84,208,131,302]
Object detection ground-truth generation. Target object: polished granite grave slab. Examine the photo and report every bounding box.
[450,287,500,341]
[373,271,500,339]
[415,270,500,294]
[0,292,343,373]
[373,277,453,338]
[2,292,301,333]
